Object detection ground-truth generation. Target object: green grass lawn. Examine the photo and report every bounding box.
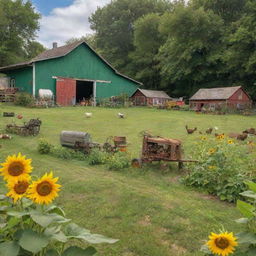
[0,104,255,255]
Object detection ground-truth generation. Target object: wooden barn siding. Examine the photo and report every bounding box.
[227,88,251,107]
[131,90,146,105]
[34,44,138,99]
[5,67,33,94]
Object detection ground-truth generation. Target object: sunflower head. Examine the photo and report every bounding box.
[27,172,61,204]
[207,232,238,256]
[6,177,30,203]
[201,136,207,141]
[208,148,216,155]
[227,140,234,145]
[0,153,32,182]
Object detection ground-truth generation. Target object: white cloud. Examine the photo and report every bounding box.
[37,0,110,48]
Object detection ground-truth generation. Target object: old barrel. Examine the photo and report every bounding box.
[60,131,91,148]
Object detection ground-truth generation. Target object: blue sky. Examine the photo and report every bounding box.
[31,0,110,48]
[32,0,74,15]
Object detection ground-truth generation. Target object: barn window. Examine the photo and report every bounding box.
[10,79,15,87]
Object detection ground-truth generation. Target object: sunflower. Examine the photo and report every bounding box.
[208,165,217,170]
[207,232,238,256]
[208,148,216,155]
[227,140,234,144]
[201,136,207,141]
[6,177,30,203]
[27,172,61,204]
[0,153,32,181]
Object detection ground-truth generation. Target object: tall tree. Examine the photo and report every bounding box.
[89,0,171,73]
[190,0,246,24]
[0,0,40,66]
[223,0,256,99]
[158,5,225,96]
[129,13,163,89]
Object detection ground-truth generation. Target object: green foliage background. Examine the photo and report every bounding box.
[89,0,256,100]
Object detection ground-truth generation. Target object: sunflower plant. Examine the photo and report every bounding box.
[0,153,118,256]
[183,135,256,202]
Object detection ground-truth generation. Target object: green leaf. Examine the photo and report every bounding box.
[62,246,97,256]
[0,241,20,256]
[21,198,33,208]
[237,232,256,244]
[237,200,255,218]
[30,212,70,228]
[65,223,118,244]
[44,226,68,243]
[18,229,49,253]
[7,211,29,218]
[240,191,256,200]
[235,218,249,224]
[248,247,256,256]
[0,195,7,201]
[45,205,66,217]
[45,249,60,256]
[244,181,256,193]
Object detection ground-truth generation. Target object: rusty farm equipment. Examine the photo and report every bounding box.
[6,119,42,136]
[60,131,127,154]
[132,134,196,169]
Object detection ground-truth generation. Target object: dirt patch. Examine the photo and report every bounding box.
[171,243,187,255]
[138,215,151,226]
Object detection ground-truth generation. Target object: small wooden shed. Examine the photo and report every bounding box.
[189,86,252,111]
[130,89,171,106]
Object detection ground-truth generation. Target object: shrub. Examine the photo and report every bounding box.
[38,139,52,154]
[87,148,108,165]
[183,135,256,202]
[107,151,131,170]
[14,92,35,107]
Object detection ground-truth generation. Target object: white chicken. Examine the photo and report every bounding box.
[118,113,125,118]
[85,112,92,118]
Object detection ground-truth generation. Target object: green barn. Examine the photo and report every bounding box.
[0,41,141,105]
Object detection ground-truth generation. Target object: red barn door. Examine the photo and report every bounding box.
[56,78,76,106]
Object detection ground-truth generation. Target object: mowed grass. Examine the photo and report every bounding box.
[0,104,255,255]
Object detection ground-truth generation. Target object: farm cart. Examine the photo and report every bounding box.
[132,134,196,169]
[6,119,42,136]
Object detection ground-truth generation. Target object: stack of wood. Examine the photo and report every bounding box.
[0,88,18,102]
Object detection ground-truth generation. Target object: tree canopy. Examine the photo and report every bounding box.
[89,0,256,100]
[0,0,42,66]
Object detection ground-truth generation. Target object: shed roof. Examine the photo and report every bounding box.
[190,86,244,100]
[132,89,171,99]
[0,41,142,85]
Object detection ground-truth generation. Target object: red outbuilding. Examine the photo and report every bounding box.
[130,89,171,106]
[189,86,252,111]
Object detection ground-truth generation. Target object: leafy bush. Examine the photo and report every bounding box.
[107,151,131,170]
[183,135,256,202]
[37,141,87,160]
[14,92,35,107]
[87,148,108,165]
[37,139,52,154]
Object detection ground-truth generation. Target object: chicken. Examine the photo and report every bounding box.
[243,128,256,135]
[0,134,11,139]
[85,112,92,118]
[237,133,248,141]
[228,132,248,141]
[206,128,213,134]
[185,125,197,134]
[118,113,125,118]
[215,133,225,137]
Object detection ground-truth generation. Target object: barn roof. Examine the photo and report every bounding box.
[190,86,244,100]
[132,89,171,99]
[0,41,142,85]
